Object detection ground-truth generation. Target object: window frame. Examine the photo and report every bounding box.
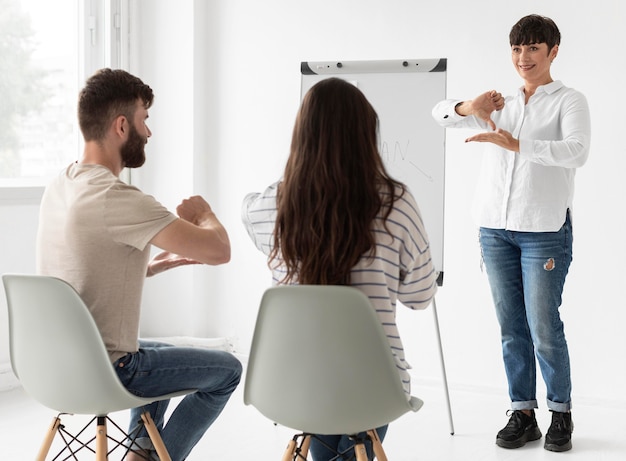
[0,0,129,201]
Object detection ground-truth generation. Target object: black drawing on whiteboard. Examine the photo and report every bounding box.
[380,140,433,182]
[409,160,433,182]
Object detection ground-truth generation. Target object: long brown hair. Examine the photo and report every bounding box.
[270,77,404,285]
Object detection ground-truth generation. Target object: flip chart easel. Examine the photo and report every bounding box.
[301,59,454,434]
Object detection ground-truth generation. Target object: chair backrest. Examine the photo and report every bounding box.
[2,274,151,415]
[244,285,423,435]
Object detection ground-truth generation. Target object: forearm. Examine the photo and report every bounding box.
[196,210,230,247]
[432,99,487,130]
[150,218,230,266]
[454,100,472,116]
[198,216,231,264]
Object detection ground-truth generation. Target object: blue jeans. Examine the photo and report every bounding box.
[479,213,573,413]
[114,340,242,461]
[309,425,388,461]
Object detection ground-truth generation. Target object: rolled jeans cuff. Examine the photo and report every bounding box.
[547,399,572,413]
[510,400,538,411]
[127,437,160,460]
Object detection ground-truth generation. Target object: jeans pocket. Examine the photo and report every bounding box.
[114,352,137,385]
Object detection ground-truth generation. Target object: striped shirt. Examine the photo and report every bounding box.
[241,181,437,396]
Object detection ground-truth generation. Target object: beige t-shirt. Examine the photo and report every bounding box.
[36,163,177,362]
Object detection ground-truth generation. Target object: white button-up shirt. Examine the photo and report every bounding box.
[432,81,591,232]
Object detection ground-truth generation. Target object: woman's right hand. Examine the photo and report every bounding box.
[456,90,504,130]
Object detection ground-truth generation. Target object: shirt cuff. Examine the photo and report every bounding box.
[432,99,465,123]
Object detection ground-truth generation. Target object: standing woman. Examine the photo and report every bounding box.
[242,77,438,460]
[432,14,590,452]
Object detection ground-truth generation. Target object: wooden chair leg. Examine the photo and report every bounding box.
[354,440,368,461]
[96,416,108,461]
[281,438,297,461]
[298,435,311,460]
[367,429,388,461]
[141,412,172,461]
[281,434,311,461]
[36,416,61,461]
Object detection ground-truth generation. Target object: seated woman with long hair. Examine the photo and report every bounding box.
[242,77,438,460]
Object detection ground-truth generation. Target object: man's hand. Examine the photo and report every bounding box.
[146,251,201,277]
[150,195,230,266]
[176,195,215,226]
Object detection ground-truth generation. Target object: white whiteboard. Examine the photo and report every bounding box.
[301,59,447,285]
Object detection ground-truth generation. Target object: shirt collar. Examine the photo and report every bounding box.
[518,80,564,97]
[541,80,564,94]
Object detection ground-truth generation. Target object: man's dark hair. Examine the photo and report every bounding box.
[509,14,561,51]
[78,68,154,142]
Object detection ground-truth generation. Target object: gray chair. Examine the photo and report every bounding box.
[244,285,424,460]
[2,274,195,461]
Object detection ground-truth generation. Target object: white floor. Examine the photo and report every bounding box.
[1,377,624,460]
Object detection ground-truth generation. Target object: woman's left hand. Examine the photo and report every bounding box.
[465,128,520,152]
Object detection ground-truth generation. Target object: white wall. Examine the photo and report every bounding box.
[1,0,624,407]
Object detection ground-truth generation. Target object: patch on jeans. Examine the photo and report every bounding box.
[543,258,556,271]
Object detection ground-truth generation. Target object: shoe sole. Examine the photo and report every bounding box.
[496,428,542,449]
[544,440,572,452]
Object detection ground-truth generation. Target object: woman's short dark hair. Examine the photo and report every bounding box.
[509,14,561,51]
[78,68,154,142]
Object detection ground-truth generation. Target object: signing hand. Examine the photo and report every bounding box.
[465,128,520,152]
[457,90,505,130]
[176,195,215,225]
[146,251,201,277]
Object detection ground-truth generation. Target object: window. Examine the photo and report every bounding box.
[0,0,127,189]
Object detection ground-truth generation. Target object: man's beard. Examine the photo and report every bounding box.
[120,124,146,169]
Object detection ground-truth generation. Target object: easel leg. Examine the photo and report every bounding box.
[432,297,455,435]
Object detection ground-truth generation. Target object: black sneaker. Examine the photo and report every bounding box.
[544,411,573,452]
[496,410,542,449]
